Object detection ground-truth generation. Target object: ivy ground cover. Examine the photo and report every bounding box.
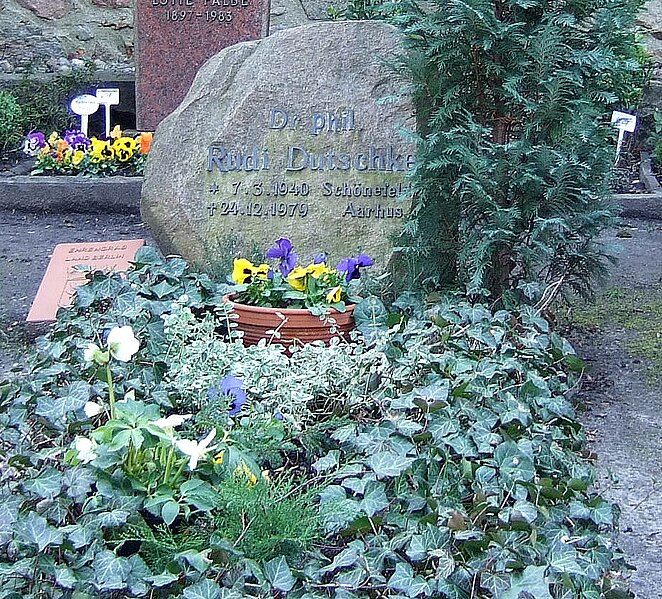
[0,249,630,598]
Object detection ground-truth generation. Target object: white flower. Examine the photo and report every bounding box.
[73,436,97,463]
[107,326,140,362]
[176,429,217,471]
[83,342,101,363]
[150,414,192,429]
[83,401,103,418]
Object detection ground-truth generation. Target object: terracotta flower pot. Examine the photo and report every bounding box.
[224,295,356,350]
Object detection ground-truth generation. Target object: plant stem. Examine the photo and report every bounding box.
[106,362,116,419]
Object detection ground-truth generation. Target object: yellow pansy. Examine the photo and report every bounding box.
[72,150,85,166]
[48,131,59,146]
[39,144,51,157]
[112,137,138,162]
[232,258,256,284]
[254,263,270,280]
[90,139,114,162]
[213,450,225,465]
[307,263,330,279]
[326,286,342,303]
[287,266,308,291]
[110,125,122,140]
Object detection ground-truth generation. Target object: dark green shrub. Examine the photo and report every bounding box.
[15,65,98,135]
[396,0,649,301]
[0,91,25,151]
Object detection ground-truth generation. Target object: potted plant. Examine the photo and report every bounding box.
[225,237,374,349]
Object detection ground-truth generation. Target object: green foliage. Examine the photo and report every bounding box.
[14,66,97,135]
[327,0,403,20]
[0,254,631,598]
[396,0,647,300]
[0,91,26,151]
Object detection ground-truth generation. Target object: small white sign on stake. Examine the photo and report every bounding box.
[70,94,100,137]
[611,110,637,164]
[96,88,120,138]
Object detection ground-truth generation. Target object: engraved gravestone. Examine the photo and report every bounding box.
[27,240,146,323]
[141,21,416,273]
[135,0,270,130]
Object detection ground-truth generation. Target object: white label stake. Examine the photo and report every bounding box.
[70,94,100,137]
[611,111,637,165]
[96,88,120,138]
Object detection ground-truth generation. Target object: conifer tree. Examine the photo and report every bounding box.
[397,0,648,301]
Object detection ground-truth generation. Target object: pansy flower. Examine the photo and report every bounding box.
[138,132,153,154]
[232,258,270,284]
[90,139,114,162]
[266,237,298,276]
[64,129,91,151]
[208,375,248,416]
[23,132,46,156]
[337,253,374,281]
[326,286,342,303]
[287,266,308,291]
[112,137,138,162]
[306,263,330,279]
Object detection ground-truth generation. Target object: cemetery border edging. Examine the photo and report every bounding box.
[0,175,141,215]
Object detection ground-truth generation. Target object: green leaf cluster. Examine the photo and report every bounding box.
[0,253,632,598]
[394,0,649,299]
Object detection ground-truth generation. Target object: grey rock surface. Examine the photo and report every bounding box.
[141,21,415,275]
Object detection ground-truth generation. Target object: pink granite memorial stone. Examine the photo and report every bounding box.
[27,240,145,324]
[135,0,270,131]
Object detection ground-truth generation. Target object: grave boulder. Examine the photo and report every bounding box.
[141,21,416,275]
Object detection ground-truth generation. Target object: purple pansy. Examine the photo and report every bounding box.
[313,252,327,264]
[64,129,91,151]
[208,375,247,416]
[337,253,374,281]
[266,238,298,277]
[23,132,46,156]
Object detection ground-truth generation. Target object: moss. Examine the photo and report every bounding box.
[570,286,662,383]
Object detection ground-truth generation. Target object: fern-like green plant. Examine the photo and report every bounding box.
[395,0,650,301]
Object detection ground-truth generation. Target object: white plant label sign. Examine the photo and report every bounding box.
[70,94,100,137]
[611,110,637,164]
[96,88,120,138]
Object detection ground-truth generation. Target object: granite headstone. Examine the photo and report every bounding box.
[141,21,416,274]
[135,0,270,130]
[27,240,145,323]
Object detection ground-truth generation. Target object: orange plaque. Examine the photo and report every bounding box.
[27,239,146,323]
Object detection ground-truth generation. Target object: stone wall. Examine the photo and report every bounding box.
[0,0,332,74]
[0,0,661,80]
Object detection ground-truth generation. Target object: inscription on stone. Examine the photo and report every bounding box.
[135,0,269,130]
[141,22,416,273]
[27,240,145,323]
[203,107,414,230]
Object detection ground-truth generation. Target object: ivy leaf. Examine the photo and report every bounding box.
[264,556,296,592]
[147,572,180,587]
[548,542,584,575]
[502,565,553,599]
[183,579,222,599]
[93,550,129,591]
[0,498,20,545]
[360,481,389,516]
[313,450,340,474]
[388,561,431,597]
[320,546,360,573]
[368,451,415,478]
[15,512,63,552]
[23,468,63,500]
[54,565,77,589]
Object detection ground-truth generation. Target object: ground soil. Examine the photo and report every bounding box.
[0,209,661,597]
